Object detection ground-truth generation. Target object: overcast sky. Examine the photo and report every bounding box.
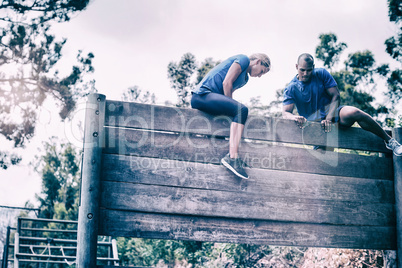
[0,0,398,208]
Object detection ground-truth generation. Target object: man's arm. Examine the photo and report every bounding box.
[283,103,307,128]
[321,86,340,132]
[222,62,242,98]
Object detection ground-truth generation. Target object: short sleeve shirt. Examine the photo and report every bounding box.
[283,68,338,121]
[192,54,250,95]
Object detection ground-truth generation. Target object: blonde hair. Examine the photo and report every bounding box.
[249,53,271,68]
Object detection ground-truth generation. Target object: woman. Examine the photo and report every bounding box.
[191,53,271,179]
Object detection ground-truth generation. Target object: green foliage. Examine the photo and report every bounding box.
[0,0,94,169]
[0,23,95,146]
[0,151,21,169]
[32,137,81,220]
[196,57,220,84]
[168,53,219,107]
[386,65,402,106]
[168,52,197,107]
[385,0,402,62]
[331,70,380,117]
[117,238,217,267]
[248,89,283,118]
[222,244,266,267]
[115,238,310,268]
[344,50,376,86]
[315,34,389,121]
[121,85,156,104]
[315,33,347,70]
[385,35,402,62]
[0,0,90,24]
[253,33,398,125]
[387,0,402,23]
[384,0,402,107]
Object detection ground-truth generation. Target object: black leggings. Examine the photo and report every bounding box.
[191,92,248,125]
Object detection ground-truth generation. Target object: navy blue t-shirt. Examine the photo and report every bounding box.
[192,54,250,95]
[283,68,338,121]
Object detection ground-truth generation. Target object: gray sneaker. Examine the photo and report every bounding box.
[385,138,402,156]
[221,153,249,179]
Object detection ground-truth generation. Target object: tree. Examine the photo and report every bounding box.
[254,33,394,125]
[32,137,81,220]
[248,91,283,118]
[0,0,94,169]
[0,151,21,169]
[0,0,90,24]
[315,33,347,70]
[315,34,390,123]
[168,53,220,107]
[344,50,376,85]
[383,0,402,108]
[117,238,213,267]
[121,85,156,104]
[196,57,220,84]
[167,52,197,107]
[385,0,402,62]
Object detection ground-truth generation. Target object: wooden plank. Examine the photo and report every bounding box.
[102,154,395,204]
[98,267,150,268]
[103,128,393,180]
[99,181,394,226]
[245,116,390,153]
[98,209,396,250]
[98,266,150,268]
[393,127,402,268]
[104,100,389,153]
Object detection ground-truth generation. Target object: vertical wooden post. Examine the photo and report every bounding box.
[77,93,106,268]
[393,127,402,268]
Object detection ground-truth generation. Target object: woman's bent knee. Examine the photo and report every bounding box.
[233,105,248,125]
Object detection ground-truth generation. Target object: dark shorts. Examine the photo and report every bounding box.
[313,105,345,151]
[191,92,248,125]
[321,105,344,123]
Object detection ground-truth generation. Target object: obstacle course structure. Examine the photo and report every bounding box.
[77,93,402,267]
[2,217,118,267]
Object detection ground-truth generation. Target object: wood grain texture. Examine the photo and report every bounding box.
[103,128,393,180]
[104,100,390,153]
[392,127,402,268]
[78,98,399,254]
[101,154,395,203]
[99,209,396,250]
[100,180,395,226]
[77,93,106,268]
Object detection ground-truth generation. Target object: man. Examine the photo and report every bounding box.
[282,53,402,156]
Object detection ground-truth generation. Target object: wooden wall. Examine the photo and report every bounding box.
[97,99,396,250]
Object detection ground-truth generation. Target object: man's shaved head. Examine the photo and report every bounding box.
[296,53,315,82]
[297,53,314,65]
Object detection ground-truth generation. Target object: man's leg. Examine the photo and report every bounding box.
[338,106,391,142]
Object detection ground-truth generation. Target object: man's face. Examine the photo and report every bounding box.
[296,60,314,82]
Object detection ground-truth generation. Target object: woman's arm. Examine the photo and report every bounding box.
[222,62,242,98]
